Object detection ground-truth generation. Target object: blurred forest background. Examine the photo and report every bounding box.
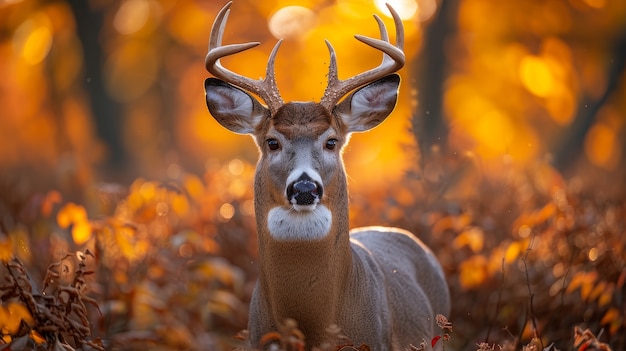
[0,0,625,350]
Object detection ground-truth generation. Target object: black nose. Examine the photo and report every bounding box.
[286,173,323,206]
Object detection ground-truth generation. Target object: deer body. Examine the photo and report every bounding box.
[204,3,450,350]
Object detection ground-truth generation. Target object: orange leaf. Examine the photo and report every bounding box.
[1,303,34,334]
[504,240,524,264]
[0,235,12,262]
[598,284,613,307]
[588,281,606,302]
[459,255,488,289]
[453,227,484,253]
[432,216,454,236]
[567,271,598,297]
[535,202,557,224]
[8,302,34,326]
[580,272,599,301]
[72,220,92,245]
[259,331,282,347]
[56,202,87,229]
[600,307,623,335]
[30,330,46,344]
[41,190,62,217]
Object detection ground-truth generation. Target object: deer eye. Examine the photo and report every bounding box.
[267,138,280,151]
[325,138,338,150]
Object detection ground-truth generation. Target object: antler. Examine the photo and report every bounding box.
[320,3,405,111]
[205,1,284,114]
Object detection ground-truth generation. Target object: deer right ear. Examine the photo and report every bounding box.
[205,78,269,134]
[333,74,400,133]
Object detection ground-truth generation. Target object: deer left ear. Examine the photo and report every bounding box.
[333,74,400,133]
[205,78,269,135]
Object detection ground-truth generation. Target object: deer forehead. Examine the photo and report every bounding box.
[270,102,341,140]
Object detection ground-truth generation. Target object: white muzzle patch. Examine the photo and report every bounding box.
[267,205,332,241]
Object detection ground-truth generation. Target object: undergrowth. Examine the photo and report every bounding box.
[0,156,624,350]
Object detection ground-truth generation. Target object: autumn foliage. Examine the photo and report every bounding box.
[1,0,625,350]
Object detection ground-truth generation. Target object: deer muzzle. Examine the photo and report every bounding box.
[286,173,323,209]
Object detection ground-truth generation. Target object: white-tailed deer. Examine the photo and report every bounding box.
[204,2,450,350]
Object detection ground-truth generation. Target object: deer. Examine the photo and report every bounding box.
[204,2,450,350]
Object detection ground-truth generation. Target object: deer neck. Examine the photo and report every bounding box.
[254,172,353,345]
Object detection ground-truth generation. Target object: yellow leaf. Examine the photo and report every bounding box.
[459,255,488,290]
[8,302,34,326]
[454,213,473,231]
[432,216,454,236]
[72,220,92,245]
[139,181,156,201]
[567,271,598,300]
[504,241,523,264]
[171,193,189,216]
[598,284,614,307]
[184,174,205,200]
[600,307,620,325]
[207,290,243,319]
[535,202,557,224]
[114,226,144,261]
[432,214,472,235]
[589,281,606,302]
[56,202,87,229]
[41,190,62,217]
[0,306,7,329]
[30,330,46,344]
[0,235,13,262]
[453,227,484,253]
[487,246,506,276]
[1,303,34,334]
[600,307,623,335]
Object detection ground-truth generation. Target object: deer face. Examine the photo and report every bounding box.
[263,102,342,212]
[205,75,400,240]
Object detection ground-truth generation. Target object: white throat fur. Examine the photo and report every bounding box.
[267,205,332,241]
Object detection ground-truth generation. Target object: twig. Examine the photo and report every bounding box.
[484,257,505,342]
[521,231,543,349]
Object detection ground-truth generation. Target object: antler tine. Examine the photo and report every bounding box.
[205,1,284,114]
[373,14,389,43]
[320,3,405,111]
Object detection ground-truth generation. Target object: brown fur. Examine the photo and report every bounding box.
[272,103,336,139]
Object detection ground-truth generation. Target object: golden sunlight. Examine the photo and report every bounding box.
[544,84,575,125]
[585,122,620,170]
[268,6,317,40]
[519,55,555,98]
[13,16,52,65]
[374,0,419,20]
[114,0,151,35]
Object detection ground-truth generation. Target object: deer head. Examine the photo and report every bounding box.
[204,2,404,234]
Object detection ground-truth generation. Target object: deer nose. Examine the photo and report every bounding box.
[286,173,323,207]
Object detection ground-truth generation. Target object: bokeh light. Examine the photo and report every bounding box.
[520,55,555,98]
[13,15,52,65]
[268,6,317,40]
[374,0,423,21]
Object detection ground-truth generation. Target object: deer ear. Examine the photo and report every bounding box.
[333,74,400,133]
[205,78,269,134]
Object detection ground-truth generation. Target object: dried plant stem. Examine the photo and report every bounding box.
[521,231,543,349]
[484,257,505,342]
